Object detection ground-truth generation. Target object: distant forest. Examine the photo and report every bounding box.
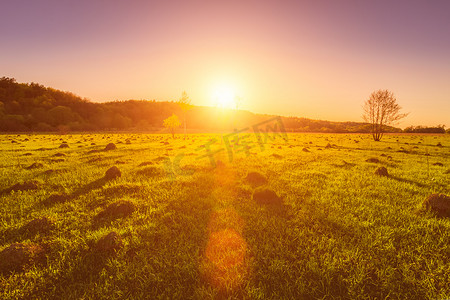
[0,77,446,134]
[403,125,447,134]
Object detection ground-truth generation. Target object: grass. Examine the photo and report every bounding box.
[0,132,449,299]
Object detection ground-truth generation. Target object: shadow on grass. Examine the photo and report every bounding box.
[38,177,110,209]
[331,160,356,169]
[71,177,110,198]
[91,201,136,230]
[2,176,112,244]
[23,246,116,299]
[0,221,55,245]
[240,199,358,298]
[0,180,40,195]
[388,175,427,188]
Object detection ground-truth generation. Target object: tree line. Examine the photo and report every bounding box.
[403,125,447,134]
[0,77,445,134]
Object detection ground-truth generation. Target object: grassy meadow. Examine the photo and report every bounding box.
[0,131,449,299]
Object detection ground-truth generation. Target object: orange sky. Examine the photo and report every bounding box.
[1,1,449,128]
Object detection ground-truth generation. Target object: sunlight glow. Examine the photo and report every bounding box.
[212,84,237,109]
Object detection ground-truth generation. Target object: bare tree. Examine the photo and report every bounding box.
[177,91,192,139]
[363,90,408,141]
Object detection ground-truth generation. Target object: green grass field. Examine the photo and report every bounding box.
[0,131,449,299]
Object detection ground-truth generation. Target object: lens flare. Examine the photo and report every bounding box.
[201,228,248,291]
[200,208,249,292]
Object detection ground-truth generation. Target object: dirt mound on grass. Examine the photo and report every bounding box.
[137,166,164,177]
[366,158,380,163]
[22,217,54,234]
[332,160,356,169]
[42,169,66,176]
[422,194,450,217]
[51,158,64,163]
[94,232,122,253]
[104,166,121,180]
[253,188,282,206]
[104,143,117,151]
[43,193,70,205]
[58,143,69,148]
[25,162,44,169]
[138,161,154,167]
[95,200,136,221]
[87,149,101,154]
[0,243,45,274]
[374,167,388,176]
[245,172,268,188]
[7,180,40,192]
[153,156,167,162]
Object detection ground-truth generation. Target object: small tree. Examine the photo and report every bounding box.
[163,114,181,139]
[363,90,408,141]
[177,91,192,138]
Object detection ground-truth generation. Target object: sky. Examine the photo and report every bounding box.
[1,0,449,128]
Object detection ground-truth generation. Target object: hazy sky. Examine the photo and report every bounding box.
[1,0,449,127]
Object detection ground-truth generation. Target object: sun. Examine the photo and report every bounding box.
[213,84,236,109]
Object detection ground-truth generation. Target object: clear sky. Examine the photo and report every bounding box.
[1,0,449,127]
